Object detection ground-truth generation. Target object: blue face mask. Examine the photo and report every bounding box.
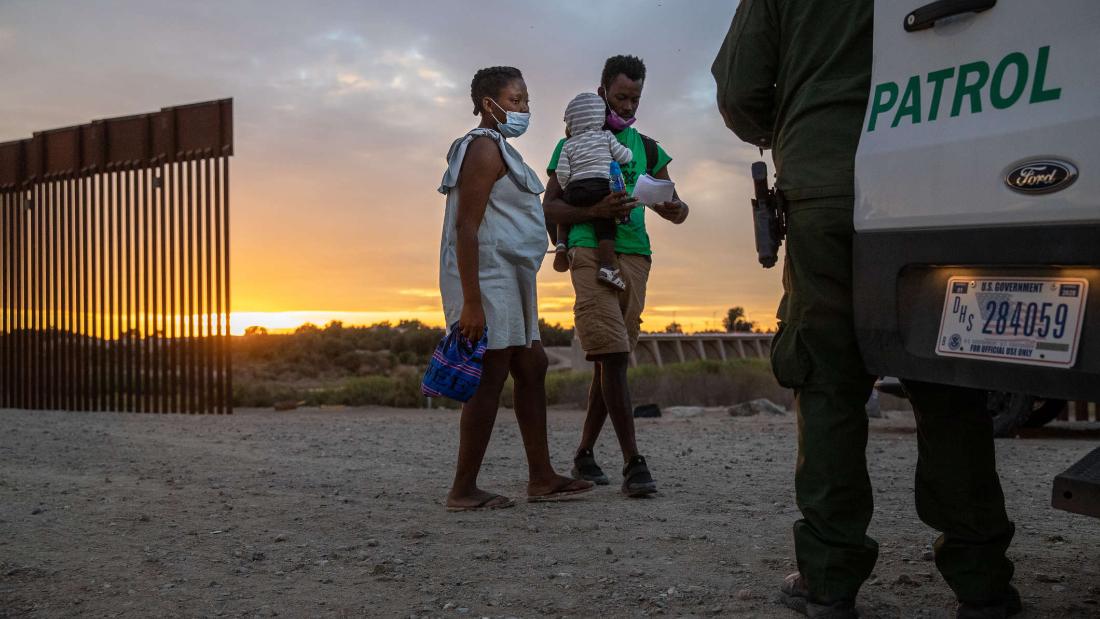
[489,99,529,138]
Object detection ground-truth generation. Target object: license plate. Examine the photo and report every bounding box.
[936,277,1088,368]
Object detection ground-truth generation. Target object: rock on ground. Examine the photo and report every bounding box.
[728,398,788,417]
[664,406,707,419]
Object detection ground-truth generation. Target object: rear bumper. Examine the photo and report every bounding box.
[853,223,1100,401]
[1053,446,1100,518]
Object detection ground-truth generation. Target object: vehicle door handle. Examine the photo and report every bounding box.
[904,0,996,32]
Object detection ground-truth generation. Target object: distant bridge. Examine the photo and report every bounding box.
[546,332,775,372]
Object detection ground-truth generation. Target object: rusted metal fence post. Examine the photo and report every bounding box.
[0,99,233,414]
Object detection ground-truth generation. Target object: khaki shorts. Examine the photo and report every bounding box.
[569,247,651,359]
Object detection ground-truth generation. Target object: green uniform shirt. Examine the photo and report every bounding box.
[547,127,672,256]
[711,0,872,200]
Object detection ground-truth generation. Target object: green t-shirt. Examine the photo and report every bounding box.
[547,127,672,256]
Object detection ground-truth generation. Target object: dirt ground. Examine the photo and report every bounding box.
[1,405,1098,618]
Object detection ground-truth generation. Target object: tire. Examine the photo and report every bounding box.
[1023,398,1068,428]
[874,377,907,399]
[987,393,1069,437]
[988,392,1033,438]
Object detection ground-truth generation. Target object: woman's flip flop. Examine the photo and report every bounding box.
[445,494,516,512]
[527,479,595,503]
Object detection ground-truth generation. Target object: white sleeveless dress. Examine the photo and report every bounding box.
[438,129,546,350]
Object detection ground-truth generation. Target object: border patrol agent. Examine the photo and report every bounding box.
[712,2,1019,617]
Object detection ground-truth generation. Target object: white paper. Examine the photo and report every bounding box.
[631,173,675,206]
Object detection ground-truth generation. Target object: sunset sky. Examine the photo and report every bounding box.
[0,0,783,335]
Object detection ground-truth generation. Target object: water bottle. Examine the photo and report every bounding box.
[609,161,630,224]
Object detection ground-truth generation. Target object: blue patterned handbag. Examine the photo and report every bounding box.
[421,324,488,402]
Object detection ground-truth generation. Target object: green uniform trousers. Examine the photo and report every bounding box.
[770,196,1015,604]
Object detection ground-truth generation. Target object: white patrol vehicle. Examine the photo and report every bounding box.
[853,0,1099,517]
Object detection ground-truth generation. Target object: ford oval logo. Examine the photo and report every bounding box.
[1005,159,1078,194]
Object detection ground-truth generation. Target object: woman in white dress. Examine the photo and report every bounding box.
[438,67,593,511]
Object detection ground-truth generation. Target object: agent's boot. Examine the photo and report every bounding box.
[779,573,858,619]
[956,585,1022,619]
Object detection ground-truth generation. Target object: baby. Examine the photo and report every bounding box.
[553,92,634,290]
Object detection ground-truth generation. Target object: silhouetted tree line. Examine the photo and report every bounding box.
[235,318,574,382]
[537,319,574,347]
[653,307,758,335]
[235,320,444,380]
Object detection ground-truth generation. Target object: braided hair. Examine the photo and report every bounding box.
[470,66,523,115]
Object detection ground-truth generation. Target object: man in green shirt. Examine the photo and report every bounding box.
[713,2,1018,618]
[543,55,689,498]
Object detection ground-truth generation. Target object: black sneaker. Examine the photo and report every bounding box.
[571,448,609,485]
[621,454,657,497]
[956,585,1022,619]
[779,573,858,619]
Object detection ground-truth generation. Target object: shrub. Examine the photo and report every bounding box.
[233,380,303,408]
[627,359,793,409]
[545,371,595,406]
[337,375,396,406]
[232,320,445,384]
[323,368,424,408]
[498,359,792,410]
[538,319,574,347]
[233,350,797,410]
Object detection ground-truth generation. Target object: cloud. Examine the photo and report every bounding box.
[267,35,454,116]
[648,305,717,313]
[0,0,779,332]
[335,71,377,91]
